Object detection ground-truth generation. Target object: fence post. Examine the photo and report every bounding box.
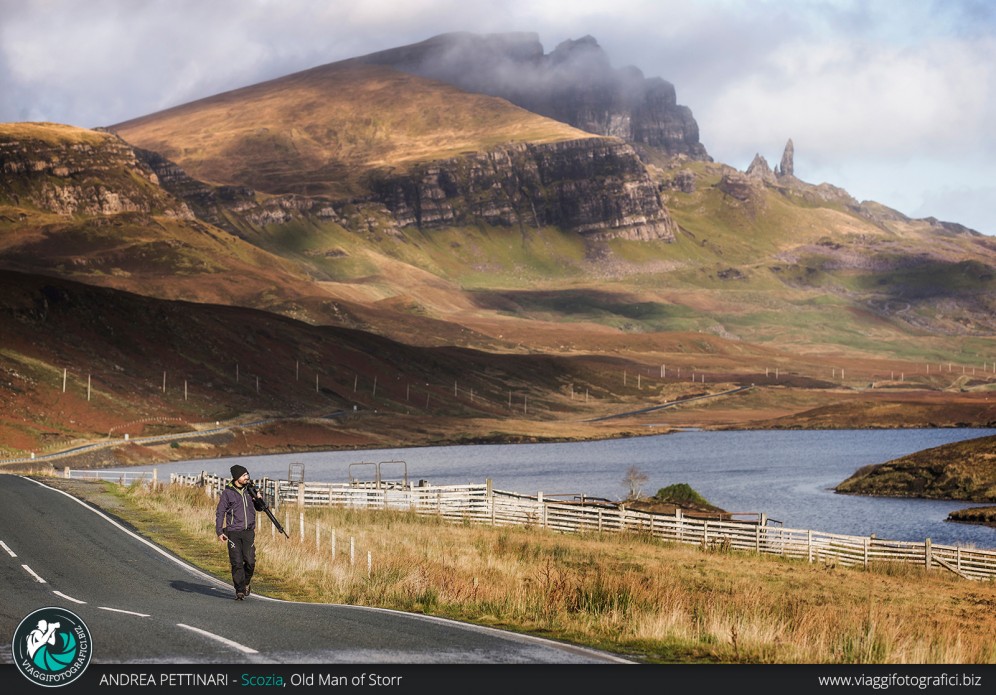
[299,512,305,543]
[64,467,70,479]
[297,482,305,508]
[703,521,709,549]
[957,546,962,574]
[487,479,495,526]
[925,537,932,570]
[755,525,760,553]
[367,551,372,578]
[807,530,813,563]
[330,530,336,560]
[350,537,355,567]
[537,492,546,529]
[676,508,683,543]
[263,478,280,511]
[864,538,870,569]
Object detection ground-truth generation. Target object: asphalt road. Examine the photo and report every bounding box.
[585,384,753,422]
[0,475,628,664]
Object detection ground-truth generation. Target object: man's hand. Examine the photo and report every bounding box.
[218,533,227,542]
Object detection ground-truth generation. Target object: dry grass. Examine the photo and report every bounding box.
[106,480,996,664]
[0,122,111,145]
[111,62,593,196]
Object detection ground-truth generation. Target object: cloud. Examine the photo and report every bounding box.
[702,35,996,161]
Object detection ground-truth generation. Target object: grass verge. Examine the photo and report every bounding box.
[63,478,996,664]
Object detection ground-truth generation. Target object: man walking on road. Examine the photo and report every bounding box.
[216,465,265,600]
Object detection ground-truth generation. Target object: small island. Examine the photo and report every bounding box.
[835,434,996,527]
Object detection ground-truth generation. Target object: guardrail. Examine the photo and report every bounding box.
[154,470,996,582]
[64,469,162,485]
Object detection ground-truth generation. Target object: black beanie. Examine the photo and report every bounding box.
[230,464,248,480]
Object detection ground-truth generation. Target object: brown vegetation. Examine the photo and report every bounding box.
[47,477,996,664]
[836,435,996,501]
[111,62,593,197]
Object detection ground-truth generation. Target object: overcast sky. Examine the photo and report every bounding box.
[3,0,995,234]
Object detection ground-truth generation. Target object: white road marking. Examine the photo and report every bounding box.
[20,476,227,586]
[176,624,258,654]
[52,590,86,604]
[0,540,16,557]
[98,606,150,618]
[20,476,630,664]
[21,564,46,583]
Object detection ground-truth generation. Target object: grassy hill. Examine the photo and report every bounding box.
[0,123,343,311]
[0,268,663,459]
[110,61,595,198]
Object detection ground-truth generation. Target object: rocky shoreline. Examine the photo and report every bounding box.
[835,434,996,528]
[947,506,996,529]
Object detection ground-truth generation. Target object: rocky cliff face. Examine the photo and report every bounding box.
[358,32,710,162]
[0,127,192,219]
[369,138,677,241]
[134,147,343,232]
[136,133,677,242]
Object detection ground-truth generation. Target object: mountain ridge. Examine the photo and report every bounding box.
[356,32,710,162]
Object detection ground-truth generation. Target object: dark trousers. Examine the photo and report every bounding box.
[225,528,256,592]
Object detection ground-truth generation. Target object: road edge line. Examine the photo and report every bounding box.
[19,476,229,590]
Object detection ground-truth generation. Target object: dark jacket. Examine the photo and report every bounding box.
[215,482,265,535]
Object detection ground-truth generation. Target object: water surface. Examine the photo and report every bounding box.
[118,428,995,548]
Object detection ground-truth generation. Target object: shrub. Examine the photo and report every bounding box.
[654,483,711,507]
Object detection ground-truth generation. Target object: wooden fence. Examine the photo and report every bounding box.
[171,471,996,582]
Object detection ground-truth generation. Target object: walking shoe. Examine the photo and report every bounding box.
[235,591,246,601]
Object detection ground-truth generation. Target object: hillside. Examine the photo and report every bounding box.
[100,39,995,361]
[110,61,597,198]
[0,268,673,461]
[835,434,996,501]
[3,265,993,463]
[0,123,339,311]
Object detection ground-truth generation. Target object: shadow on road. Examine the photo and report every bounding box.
[169,580,228,598]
